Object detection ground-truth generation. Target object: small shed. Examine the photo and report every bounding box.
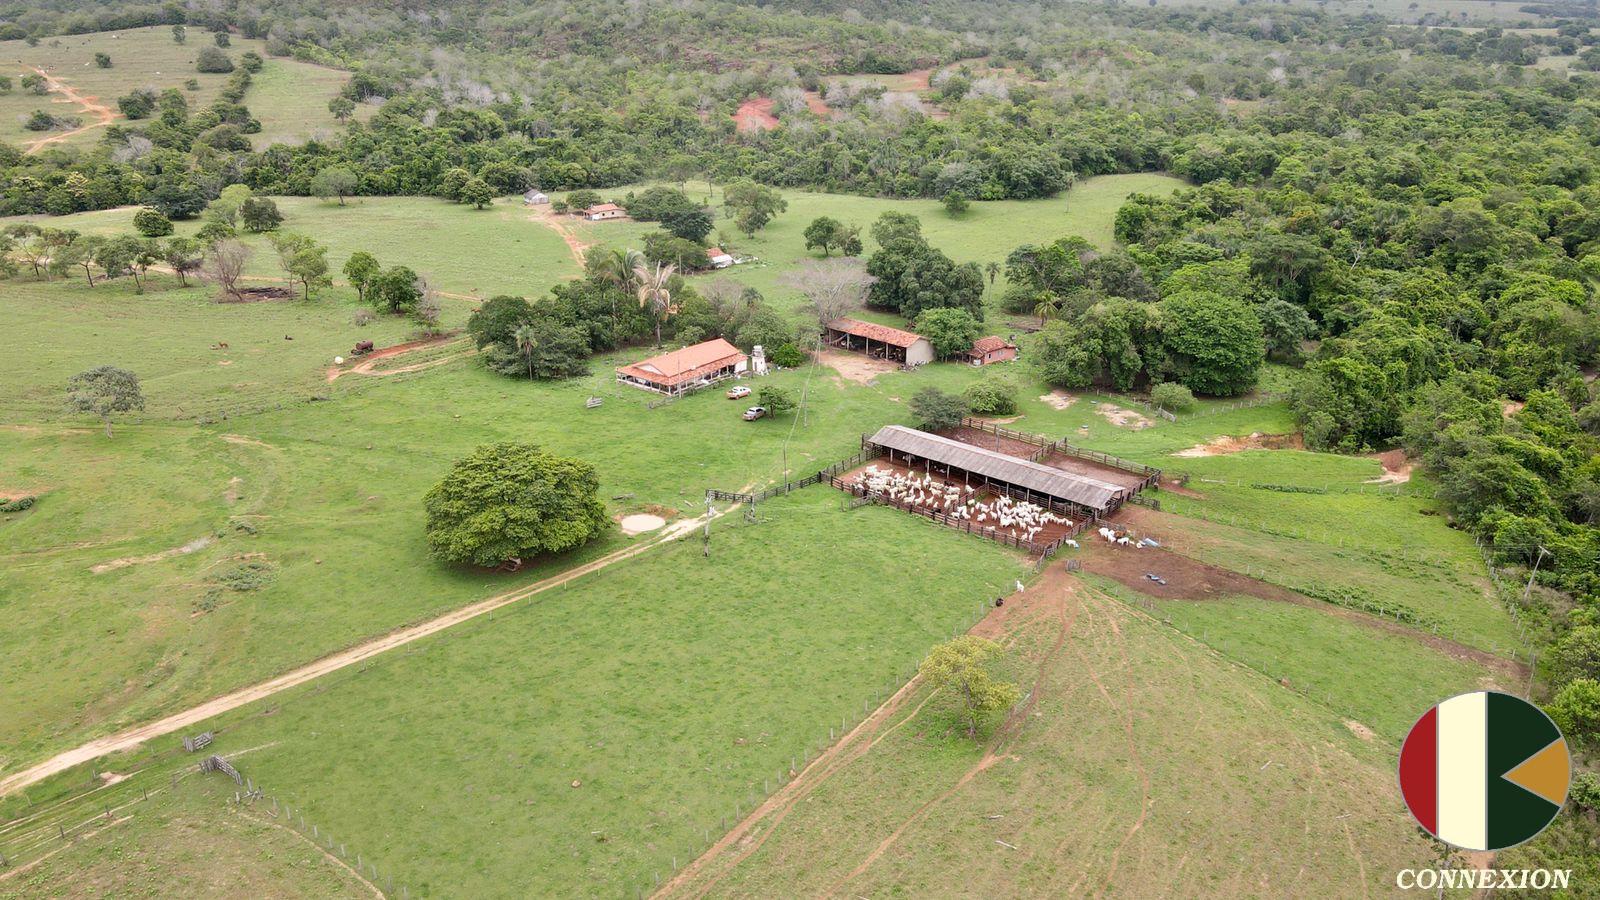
[706,247,734,269]
[966,336,1018,366]
[523,189,550,205]
[823,318,934,367]
[586,203,625,221]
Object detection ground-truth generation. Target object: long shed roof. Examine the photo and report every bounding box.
[865,425,1125,510]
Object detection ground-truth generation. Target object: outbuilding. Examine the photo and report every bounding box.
[615,338,748,396]
[966,335,1018,366]
[523,189,550,205]
[586,203,626,221]
[823,318,934,367]
[706,247,734,269]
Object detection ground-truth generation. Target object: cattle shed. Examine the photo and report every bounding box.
[824,318,934,367]
[863,425,1130,516]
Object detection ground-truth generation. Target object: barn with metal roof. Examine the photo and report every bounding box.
[863,425,1130,514]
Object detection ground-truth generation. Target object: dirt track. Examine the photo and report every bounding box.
[0,510,730,800]
[324,335,466,382]
[527,206,592,266]
[23,68,116,155]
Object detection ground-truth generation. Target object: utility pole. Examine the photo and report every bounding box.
[1521,546,1550,606]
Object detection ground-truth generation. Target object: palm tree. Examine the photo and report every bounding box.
[634,261,677,348]
[1033,291,1061,327]
[594,248,645,333]
[513,323,539,380]
[985,260,1000,286]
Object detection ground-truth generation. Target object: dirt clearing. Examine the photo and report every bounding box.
[818,348,898,385]
[1039,390,1077,410]
[23,68,116,155]
[732,97,780,131]
[1173,432,1303,457]
[326,335,463,382]
[619,513,666,535]
[1096,402,1153,429]
[1367,449,1412,484]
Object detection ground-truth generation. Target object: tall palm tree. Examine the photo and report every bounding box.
[634,261,677,347]
[594,248,645,333]
[1033,291,1061,327]
[513,323,539,381]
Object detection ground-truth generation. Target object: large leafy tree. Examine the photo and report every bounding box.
[1157,290,1265,396]
[66,366,144,438]
[423,443,608,567]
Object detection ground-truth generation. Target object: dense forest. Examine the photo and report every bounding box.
[7,0,1600,841]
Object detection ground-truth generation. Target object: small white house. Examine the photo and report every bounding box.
[586,203,625,221]
[523,189,549,205]
[706,247,734,269]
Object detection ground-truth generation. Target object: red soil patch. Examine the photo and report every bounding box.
[1367,449,1412,484]
[325,335,462,382]
[732,97,780,132]
[1172,431,1303,457]
[802,90,832,116]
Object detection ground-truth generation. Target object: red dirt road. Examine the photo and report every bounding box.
[23,68,116,155]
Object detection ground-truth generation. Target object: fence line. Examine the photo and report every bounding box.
[704,447,884,506]
[201,756,412,898]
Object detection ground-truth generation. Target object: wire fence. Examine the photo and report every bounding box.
[1083,390,1285,423]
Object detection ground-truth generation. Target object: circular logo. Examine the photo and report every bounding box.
[1399,690,1570,851]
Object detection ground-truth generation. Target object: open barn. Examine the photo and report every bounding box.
[860,425,1131,518]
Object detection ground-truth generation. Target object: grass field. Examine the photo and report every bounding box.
[0,26,352,152]
[3,277,421,420]
[669,573,1451,897]
[0,775,372,898]
[564,174,1187,319]
[43,489,1022,898]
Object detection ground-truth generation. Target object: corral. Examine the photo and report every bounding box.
[829,421,1160,554]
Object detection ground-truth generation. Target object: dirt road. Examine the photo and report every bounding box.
[325,335,467,382]
[0,510,728,800]
[23,68,116,155]
[528,205,591,266]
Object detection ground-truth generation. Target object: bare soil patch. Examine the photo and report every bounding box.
[528,205,591,266]
[325,335,463,382]
[801,90,832,117]
[1502,399,1526,418]
[818,348,898,385]
[1173,432,1303,458]
[1343,720,1376,741]
[1366,449,1412,485]
[733,97,780,132]
[1096,402,1153,430]
[1039,390,1077,410]
[220,286,296,303]
[619,513,666,535]
[941,424,1038,459]
[1040,450,1151,492]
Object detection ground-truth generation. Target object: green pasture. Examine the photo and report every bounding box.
[0,774,370,898]
[675,580,1442,897]
[62,488,1020,898]
[2,277,420,420]
[1088,578,1493,741]
[0,26,351,152]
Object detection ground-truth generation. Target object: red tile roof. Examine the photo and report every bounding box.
[971,336,1015,354]
[616,338,746,387]
[587,203,623,213]
[707,247,730,258]
[826,318,926,349]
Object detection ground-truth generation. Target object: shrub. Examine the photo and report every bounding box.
[196,46,234,73]
[1150,382,1196,412]
[0,496,37,513]
[769,343,807,368]
[963,375,1018,416]
[133,207,174,237]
